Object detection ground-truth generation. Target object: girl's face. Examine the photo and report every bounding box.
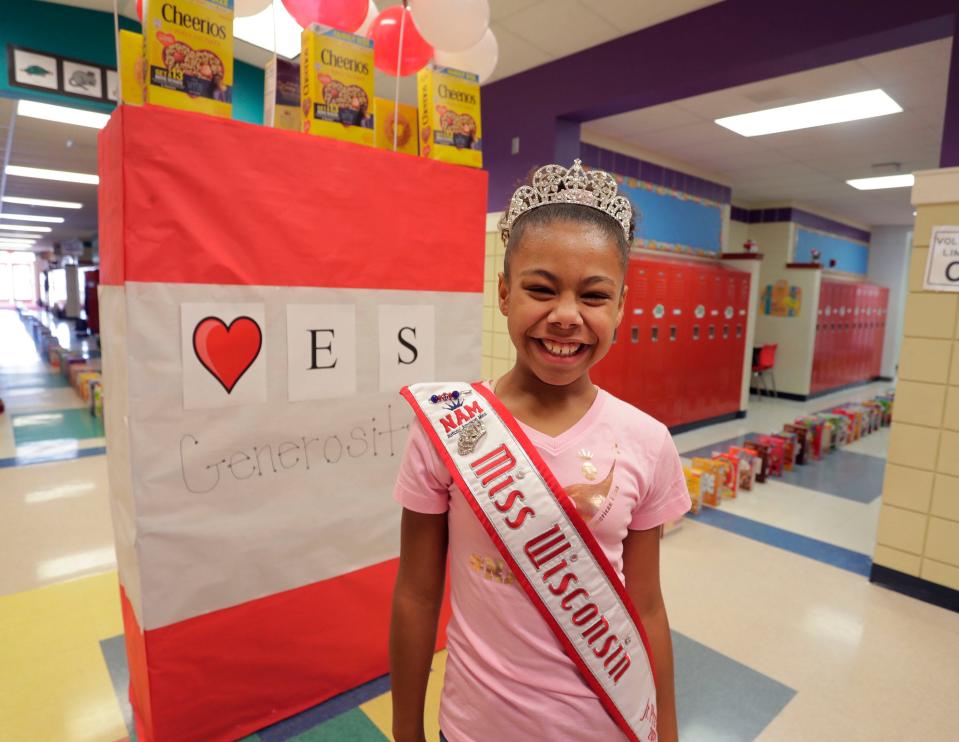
[498,219,626,388]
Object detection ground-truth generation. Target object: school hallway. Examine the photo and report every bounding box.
[3,307,957,742]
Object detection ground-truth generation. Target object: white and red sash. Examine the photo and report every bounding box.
[400,381,658,742]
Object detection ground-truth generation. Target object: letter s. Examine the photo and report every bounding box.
[397,326,418,365]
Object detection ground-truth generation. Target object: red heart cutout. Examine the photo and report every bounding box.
[192,316,262,394]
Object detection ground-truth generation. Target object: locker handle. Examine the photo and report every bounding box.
[669,325,677,341]
[631,326,639,344]
[651,327,659,342]
[722,325,729,339]
[693,325,700,340]
[708,325,715,340]
[736,325,743,339]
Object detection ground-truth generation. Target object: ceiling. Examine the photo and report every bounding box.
[4,1,953,250]
[0,97,99,252]
[584,38,952,227]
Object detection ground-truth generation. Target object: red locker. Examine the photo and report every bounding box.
[664,263,689,426]
[733,270,750,409]
[684,265,711,421]
[626,261,650,407]
[641,261,671,424]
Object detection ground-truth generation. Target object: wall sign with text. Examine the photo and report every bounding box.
[923,225,959,292]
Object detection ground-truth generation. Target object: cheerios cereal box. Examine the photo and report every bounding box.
[143,0,233,117]
[417,64,482,168]
[119,30,145,105]
[264,57,300,131]
[374,98,418,156]
[301,24,374,146]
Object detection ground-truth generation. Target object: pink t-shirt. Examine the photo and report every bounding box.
[393,385,691,742]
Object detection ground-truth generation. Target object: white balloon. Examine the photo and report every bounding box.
[356,0,379,37]
[433,28,498,83]
[235,0,273,18]
[409,0,489,53]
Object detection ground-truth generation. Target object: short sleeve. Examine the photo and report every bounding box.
[629,431,691,530]
[393,417,453,514]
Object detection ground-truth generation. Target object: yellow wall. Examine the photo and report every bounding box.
[873,166,959,591]
[483,214,515,382]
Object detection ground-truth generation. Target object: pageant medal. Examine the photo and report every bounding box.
[457,419,486,456]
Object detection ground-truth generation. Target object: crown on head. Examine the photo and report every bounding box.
[499,159,633,242]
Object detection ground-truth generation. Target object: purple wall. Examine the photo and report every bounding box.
[483,0,957,207]
[942,14,959,167]
[731,207,871,244]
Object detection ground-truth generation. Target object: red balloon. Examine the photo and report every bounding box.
[368,5,433,77]
[281,0,368,33]
[136,0,142,22]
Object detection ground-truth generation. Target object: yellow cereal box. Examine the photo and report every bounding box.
[417,64,482,168]
[692,458,723,508]
[374,97,418,156]
[683,466,702,514]
[301,25,374,146]
[119,30,145,105]
[143,0,233,117]
[264,57,300,131]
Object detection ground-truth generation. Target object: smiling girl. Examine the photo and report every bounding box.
[390,160,691,742]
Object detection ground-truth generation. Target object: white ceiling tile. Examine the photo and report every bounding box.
[498,0,619,58]
[485,22,552,83]
[583,103,704,137]
[489,0,543,21]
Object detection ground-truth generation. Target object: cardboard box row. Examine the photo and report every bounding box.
[119,6,482,167]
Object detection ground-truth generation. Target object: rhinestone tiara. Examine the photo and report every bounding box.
[499,159,633,242]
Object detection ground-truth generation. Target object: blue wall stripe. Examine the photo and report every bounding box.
[692,507,873,576]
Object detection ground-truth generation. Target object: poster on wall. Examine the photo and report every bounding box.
[923,226,959,292]
[99,105,487,742]
[10,47,59,90]
[761,279,802,316]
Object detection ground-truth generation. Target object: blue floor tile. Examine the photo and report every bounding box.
[674,631,796,741]
[693,507,873,576]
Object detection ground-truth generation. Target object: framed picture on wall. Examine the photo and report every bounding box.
[10,47,59,91]
[105,70,119,102]
[62,60,102,98]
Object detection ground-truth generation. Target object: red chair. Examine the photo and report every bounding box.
[751,344,778,398]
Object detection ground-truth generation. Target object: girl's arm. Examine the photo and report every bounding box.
[390,507,449,742]
[623,527,678,742]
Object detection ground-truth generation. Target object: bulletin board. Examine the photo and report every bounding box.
[98,105,487,742]
[794,228,868,275]
[618,179,723,255]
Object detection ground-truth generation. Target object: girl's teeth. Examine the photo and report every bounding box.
[542,339,581,356]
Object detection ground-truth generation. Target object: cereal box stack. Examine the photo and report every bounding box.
[143,0,234,117]
[374,98,418,156]
[264,58,301,131]
[301,25,375,146]
[417,64,482,168]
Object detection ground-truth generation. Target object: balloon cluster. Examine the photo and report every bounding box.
[277,0,498,82]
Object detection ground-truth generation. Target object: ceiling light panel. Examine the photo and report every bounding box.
[715,89,902,137]
[0,213,65,223]
[2,196,83,209]
[846,174,915,190]
[17,100,110,129]
[0,224,52,233]
[5,165,99,185]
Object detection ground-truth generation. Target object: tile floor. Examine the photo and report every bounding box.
[2,308,958,742]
